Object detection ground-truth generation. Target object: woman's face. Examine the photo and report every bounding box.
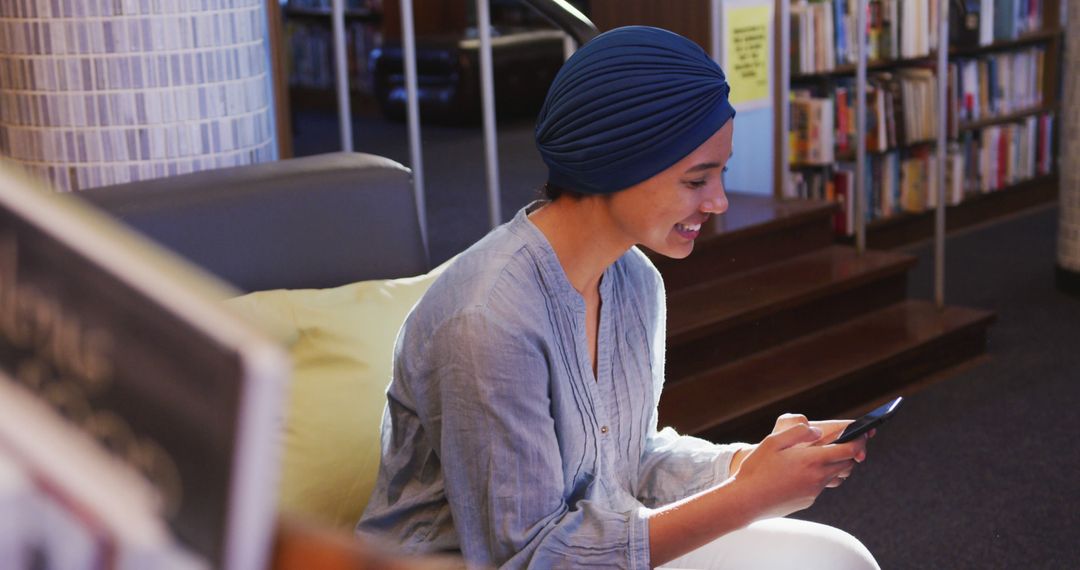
[605,120,734,259]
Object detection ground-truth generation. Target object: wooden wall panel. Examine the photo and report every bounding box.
[381,0,468,39]
[588,0,712,51]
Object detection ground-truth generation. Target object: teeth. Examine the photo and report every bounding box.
[677,223,701,232]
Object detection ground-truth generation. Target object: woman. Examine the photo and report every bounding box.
[358,26,879,569]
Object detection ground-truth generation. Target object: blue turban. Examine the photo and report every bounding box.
[535,26,736,195]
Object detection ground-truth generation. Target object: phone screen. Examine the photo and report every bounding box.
[834,397,903,443]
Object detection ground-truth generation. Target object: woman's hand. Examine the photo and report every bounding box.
[775,413,875,446]
[648,414,870,565]
[730,413,874,472]
[769,413,873,486]
[730,419,870,521]
[773,413,860,444]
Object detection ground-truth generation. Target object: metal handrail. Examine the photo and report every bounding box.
[392,0,600,241]
[518,0,599,46]
[474,0,598,228]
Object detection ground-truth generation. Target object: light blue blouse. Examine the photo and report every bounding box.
[357,205,746,569]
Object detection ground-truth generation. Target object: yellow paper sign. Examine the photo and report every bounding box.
[724,4,772,108]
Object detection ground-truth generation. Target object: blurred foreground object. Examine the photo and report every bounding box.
[274,517,467,570]
[0,156,286,568]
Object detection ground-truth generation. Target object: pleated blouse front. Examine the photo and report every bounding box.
[357,205,745,569]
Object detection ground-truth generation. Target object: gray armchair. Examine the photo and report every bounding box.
[78,152,429,292]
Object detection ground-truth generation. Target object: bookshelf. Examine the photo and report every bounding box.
[284,5,382,20]
[280,0,388,113]
[279,0,477,114]
[783,0,1065,245]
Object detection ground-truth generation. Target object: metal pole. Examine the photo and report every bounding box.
[778,0,790,198]
[563,34,576,61]
[855,0,868,253]
[710,0,723,64]
[400,0,428,256]
[476,0,502,229]
[331,0,352,151]
[934,0,949,307]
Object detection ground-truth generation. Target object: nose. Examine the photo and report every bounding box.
[700,181,729,215]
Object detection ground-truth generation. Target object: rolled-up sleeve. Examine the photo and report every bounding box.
[416,309,651,569]
[636,427,751,508]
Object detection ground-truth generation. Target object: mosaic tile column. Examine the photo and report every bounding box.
[0,0,277,192]
[1060,0,1080,292]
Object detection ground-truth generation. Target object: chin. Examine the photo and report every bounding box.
[650,241,694,260]
[667,248,693,260]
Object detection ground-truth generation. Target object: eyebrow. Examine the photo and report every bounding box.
[685,162,721,174]
[684,152,734,174]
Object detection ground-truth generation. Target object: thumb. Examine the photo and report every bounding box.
[765,423,824,450]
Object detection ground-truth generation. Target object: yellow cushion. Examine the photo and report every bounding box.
[226,262,449,529]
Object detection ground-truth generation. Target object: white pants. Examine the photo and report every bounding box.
[660,518,880,570]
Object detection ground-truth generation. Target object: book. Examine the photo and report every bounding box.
[786,0,1060,236]
[953,0,983,47]
[944,143,963,204]
[0,378,207,570]
[833,167,854,236]
[0,164,289,569]
[980,0,996,44]
[0,452,33,570]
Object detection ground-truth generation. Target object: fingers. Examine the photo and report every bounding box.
[820,434,870,463]
[776,416,862,445]
[808,420,853,444]
[820,436,869,489]
[773,413,809,433]
[825,460,857,488]
[763,423,824,450]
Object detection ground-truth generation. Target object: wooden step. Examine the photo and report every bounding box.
[657,300,996,443]
[649,193,837,292]
[666,245,917,378]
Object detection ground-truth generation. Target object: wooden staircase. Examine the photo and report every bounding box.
[651,193,996,443]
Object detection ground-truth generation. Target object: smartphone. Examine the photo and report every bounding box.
[833,397,903,444]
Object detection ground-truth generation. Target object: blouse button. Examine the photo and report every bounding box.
[600,425,609,434]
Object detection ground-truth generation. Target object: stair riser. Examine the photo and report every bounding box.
[1056,265,1080,298]
[667,274,909,380]
[671,325,991,444]
[652,217,834,293]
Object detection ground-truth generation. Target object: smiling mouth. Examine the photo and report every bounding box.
[674,222,703,240]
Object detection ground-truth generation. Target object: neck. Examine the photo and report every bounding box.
[528,197,630,295]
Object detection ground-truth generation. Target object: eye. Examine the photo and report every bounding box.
[685,178,707,189]
[722,166,729,174]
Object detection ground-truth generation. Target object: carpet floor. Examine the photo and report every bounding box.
[796,205,1080,569]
